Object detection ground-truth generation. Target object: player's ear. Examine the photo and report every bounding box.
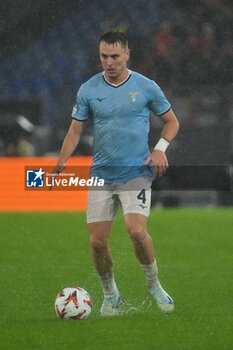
[126,49,130,61]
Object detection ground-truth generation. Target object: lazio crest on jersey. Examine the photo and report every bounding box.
[127,92,140,103]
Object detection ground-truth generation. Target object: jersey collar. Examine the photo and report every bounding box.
[102,69,131,88]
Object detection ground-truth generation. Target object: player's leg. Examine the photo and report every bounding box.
[87,189,122,316]
[124,213,159,289]
[88,220,113,276]
[118,177,154,265]
[124,213,155,265]
[118,178,174,313]
[124,213,174,313]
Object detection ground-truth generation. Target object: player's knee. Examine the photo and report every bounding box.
[128,225,147,243]
[89,234,108,250]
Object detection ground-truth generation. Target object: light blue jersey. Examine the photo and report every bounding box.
[72,70,171,183]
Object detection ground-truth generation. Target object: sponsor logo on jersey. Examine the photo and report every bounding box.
[96,97,107,102]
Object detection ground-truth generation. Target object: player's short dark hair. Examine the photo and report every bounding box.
[99,31,128,49]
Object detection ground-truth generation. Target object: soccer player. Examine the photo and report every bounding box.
[54,31,179,316]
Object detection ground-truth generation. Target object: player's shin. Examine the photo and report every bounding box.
[90,244,118,296]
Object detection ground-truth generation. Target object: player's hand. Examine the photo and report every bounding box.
[49,164,66,191]
[144,150,168,179]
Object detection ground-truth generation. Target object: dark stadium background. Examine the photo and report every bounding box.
[0,0,232,205]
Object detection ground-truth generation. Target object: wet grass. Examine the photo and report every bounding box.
[0,208,232,350]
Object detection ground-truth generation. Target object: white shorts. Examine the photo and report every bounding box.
[86,177,152,223]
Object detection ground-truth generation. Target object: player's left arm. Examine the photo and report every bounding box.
[144,108,179,178]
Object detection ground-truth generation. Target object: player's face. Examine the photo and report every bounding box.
[99,41,130,84]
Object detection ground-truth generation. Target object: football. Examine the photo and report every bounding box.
[55,286,92,320]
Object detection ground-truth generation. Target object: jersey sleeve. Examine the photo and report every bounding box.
[72,85,89,121]
[148,81,171,116]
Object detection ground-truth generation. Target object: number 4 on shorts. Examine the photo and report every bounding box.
[137,189,146,204]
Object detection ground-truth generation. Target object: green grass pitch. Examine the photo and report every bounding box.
[0,208,232,350]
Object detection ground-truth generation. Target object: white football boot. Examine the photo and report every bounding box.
[148,283,174,314]
[98,292,122,316]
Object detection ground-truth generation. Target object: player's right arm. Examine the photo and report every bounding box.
[54,119,83,174]
[53,83,89,175]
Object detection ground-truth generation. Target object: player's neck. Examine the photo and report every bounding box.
[104,69,130,86]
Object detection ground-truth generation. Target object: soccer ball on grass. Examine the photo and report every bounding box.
[55,286,92,320]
